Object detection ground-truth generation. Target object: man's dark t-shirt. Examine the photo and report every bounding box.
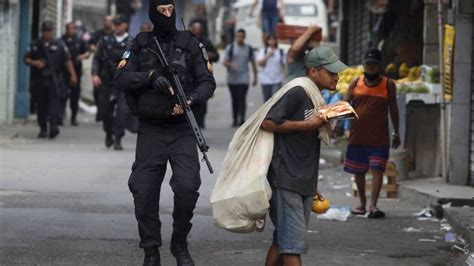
[265,86,321,196]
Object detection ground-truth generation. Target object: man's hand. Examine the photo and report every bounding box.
[69,75,78,87]
[392,135,401,149]
[171,100,192,116]
[152,76,174,95]
[92,75,102,87]
[32,60,46,69]
[302,112,327,131]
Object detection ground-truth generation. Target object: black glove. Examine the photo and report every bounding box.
[149,71,171,95]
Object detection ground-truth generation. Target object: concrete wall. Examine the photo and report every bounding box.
[423,1,448,65]
[0,2,20,124]
[448,0,473,185]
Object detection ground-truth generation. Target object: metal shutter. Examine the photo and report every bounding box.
[345,0,370,66]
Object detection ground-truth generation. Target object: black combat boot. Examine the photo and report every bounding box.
[38,130,47,138]
[105,134,113,148]
[113,136,123,150]
[49,126,60,139]
[170,240,194,266]
[143,246,161,266]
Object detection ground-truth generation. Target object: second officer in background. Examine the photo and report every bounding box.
[24,21,77,139]
[61,22,90,126]
[92,14,133,150]
[115,0,216,265]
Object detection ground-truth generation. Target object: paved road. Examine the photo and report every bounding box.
[0,64,463,265]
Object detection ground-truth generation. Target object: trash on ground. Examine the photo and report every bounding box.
[413,207,434,217]
[345,192,352,197]
[403,227,422,233]
[307,230,319,234]
[319,158,327,164]
[440,220,453,231]
[452,244,469,255]
[441,202,451,208]
[318,175,324,181]
[332,184,350,190]
[444,232,457,243]
[316,206,351,222]
[465,252,474,265]
[418,239,437,242]
[416,217,439,222]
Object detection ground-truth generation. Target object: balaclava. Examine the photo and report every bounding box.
[149,0,177,40]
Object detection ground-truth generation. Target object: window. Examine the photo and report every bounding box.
[285,5,318,17]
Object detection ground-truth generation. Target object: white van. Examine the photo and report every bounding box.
[232,0,329,49]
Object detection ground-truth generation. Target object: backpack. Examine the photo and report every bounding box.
[227,43,253,61]
[263,47,284,65]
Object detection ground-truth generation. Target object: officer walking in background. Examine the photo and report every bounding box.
[92,14,133,150]
[189,21,219,128]
[115,0,216,265]
[90,15,114,121]
[61,22,90,126]
[24,21,77,139]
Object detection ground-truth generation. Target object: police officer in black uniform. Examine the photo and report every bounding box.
[24,21,77,139]
[92,14,133,150]
[61,22,90,126]
[189,21,219,129]
[115,1,216,265]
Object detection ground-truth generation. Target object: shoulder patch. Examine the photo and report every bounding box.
[116,59,127,70]
[122,50,131,59]
[198,43,213,73]
[199,43,209,61]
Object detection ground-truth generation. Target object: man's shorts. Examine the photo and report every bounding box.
[269,185,312,254]
[344,144,389,174]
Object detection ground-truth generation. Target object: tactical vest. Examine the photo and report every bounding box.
[126,31,196,120]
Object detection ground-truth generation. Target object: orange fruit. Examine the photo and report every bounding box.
[312,195,331,214]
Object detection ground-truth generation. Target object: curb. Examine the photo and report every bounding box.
[398,184,474,252]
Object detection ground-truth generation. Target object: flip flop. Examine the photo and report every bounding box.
[368,208,386,219]
[351,206,366,215]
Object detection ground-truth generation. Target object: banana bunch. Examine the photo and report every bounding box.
[337,66,364,95]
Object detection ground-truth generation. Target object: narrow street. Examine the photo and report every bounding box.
[0,64,463,265]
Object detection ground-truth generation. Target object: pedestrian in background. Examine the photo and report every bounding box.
[190,21,220,129]
[89,15,114,52]
[223,29,258,127]
[256,34,285,102]
[249,0,285,43]
[91,14,132,150]
[24,21,77,139]
[343,48,400,218]
[61,22,90,126]
[261,46,346,266]
[285,25,320,82]
[115,0,216,264]
[140,21,153,32]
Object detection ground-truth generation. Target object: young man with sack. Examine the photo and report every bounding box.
[261,46,346,266]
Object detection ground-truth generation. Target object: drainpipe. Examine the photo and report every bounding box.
[15,0,30,119]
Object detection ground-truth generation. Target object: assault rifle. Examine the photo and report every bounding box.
[148,37,214,174]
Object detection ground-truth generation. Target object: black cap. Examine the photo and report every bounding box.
[113,13,128,24]
[363,48,382,64]
[41,21,54,32]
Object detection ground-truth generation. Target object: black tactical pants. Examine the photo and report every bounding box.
[228,84,249,124]
[34,80,60,133]
[98,85,127,138]
[128,122,201,248]
[69,73,82,122]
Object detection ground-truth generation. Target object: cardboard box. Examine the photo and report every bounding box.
[276,23,322,45]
